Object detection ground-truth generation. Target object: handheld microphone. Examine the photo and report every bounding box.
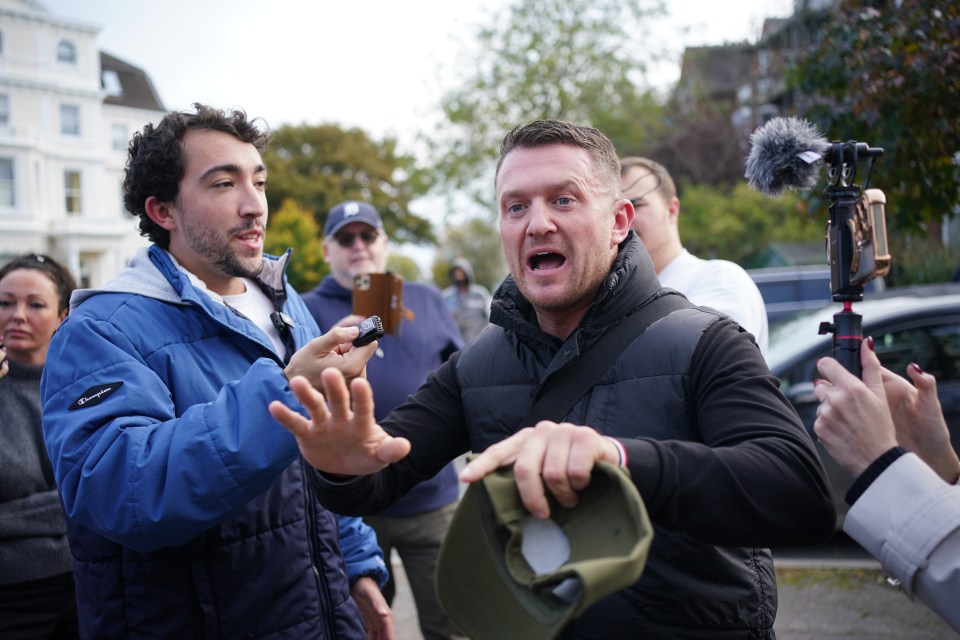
[744,117,830,196]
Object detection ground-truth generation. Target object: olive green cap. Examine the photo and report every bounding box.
[436,461,653,640]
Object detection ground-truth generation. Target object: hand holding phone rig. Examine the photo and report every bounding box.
[353,316,384,347]
[817,141,890,377]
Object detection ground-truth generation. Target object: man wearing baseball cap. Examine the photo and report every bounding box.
[302,201,465,640]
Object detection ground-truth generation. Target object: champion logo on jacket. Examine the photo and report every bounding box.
[68,382,123,410]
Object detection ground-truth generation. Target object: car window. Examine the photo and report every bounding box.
[875,320,960,383]
[777,315,960,393]
[778,360,814,394]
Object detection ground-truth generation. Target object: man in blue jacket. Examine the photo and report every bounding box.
[302,200,464,640]
[40,105,391,639]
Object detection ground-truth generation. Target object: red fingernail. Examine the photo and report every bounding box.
[910,362,924,374]
[867,336,875,351]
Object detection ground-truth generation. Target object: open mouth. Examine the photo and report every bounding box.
[529,251,566,271]
[235,230,262,249]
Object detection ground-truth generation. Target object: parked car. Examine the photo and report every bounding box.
[767,287,960,526]
[748,264,884,325]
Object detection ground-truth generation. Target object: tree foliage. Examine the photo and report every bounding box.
[264,123,435,245]
[264,199,328,293]
[887,237,960,286]
[386,253,423,283]
[264,199,427,290]
[629,93,747,189]
[425,0,667,209]
[679,183,823,268]
[788,0,960,232]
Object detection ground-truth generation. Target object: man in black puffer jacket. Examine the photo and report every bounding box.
[270,120,836,639]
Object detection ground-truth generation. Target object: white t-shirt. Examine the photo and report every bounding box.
[163,251,286,359]
[658,249,769,357]
[223,280,287,359]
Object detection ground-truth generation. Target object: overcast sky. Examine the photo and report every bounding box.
[42,0,793,144]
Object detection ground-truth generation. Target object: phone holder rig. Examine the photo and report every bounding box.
[817,140,888,378]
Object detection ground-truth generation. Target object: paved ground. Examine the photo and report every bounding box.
[773,565,955,639]
[389,556,957,639]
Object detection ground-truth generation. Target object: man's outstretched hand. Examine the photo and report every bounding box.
[269,368,411,475]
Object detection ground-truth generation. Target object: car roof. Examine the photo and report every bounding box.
[768,292,960,371]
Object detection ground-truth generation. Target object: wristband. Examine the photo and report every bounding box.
[604,436,628,468]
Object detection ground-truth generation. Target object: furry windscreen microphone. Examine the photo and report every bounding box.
[745,117,830,196]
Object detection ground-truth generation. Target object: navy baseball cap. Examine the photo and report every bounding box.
[324,200,384,237]
[436,461,653,640]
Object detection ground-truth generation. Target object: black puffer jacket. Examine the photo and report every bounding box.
[311,233,835,639]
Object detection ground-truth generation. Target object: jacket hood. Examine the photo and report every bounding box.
[449,258,475,285]
[70,246,292,311]
[70,247,176,311]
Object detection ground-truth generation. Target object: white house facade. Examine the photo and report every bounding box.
[0,0,165,286]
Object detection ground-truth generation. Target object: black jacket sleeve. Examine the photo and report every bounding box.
[621,320,836,547]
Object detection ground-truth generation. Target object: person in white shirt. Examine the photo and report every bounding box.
[620,156,768,356]
[813,338,960,632]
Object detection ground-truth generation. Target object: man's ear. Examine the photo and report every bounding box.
[144,196,177,231]
[611,198,634,245]
[667,196,681,225]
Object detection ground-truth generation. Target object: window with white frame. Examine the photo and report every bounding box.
[64,170,82,214]
[102,70,122,97]
[60,104,80,135]
[57,40,76,63]
[0,94,9,126]
[0,158,14,207]
[111,123,128,152]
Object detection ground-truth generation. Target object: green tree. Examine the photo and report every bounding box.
[788,0,960,232]
[386,253,423,283]
[679,183,822,268]
[432,217,508,292]
[426,0,666,208]
[631,93,747,189]
[264,123,435,245]
[264,199,328,292]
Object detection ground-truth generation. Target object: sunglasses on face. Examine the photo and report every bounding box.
[334,229,380,248]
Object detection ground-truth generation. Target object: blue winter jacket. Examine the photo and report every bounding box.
[40,246,384,639]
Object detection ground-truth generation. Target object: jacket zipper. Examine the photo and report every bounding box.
[301,456,335,639]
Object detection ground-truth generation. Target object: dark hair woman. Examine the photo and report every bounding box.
[0,253,79,639]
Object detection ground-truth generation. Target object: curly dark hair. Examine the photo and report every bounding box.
[0,253,77,314]
[494,120,622,197]
[123,103,271,248]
